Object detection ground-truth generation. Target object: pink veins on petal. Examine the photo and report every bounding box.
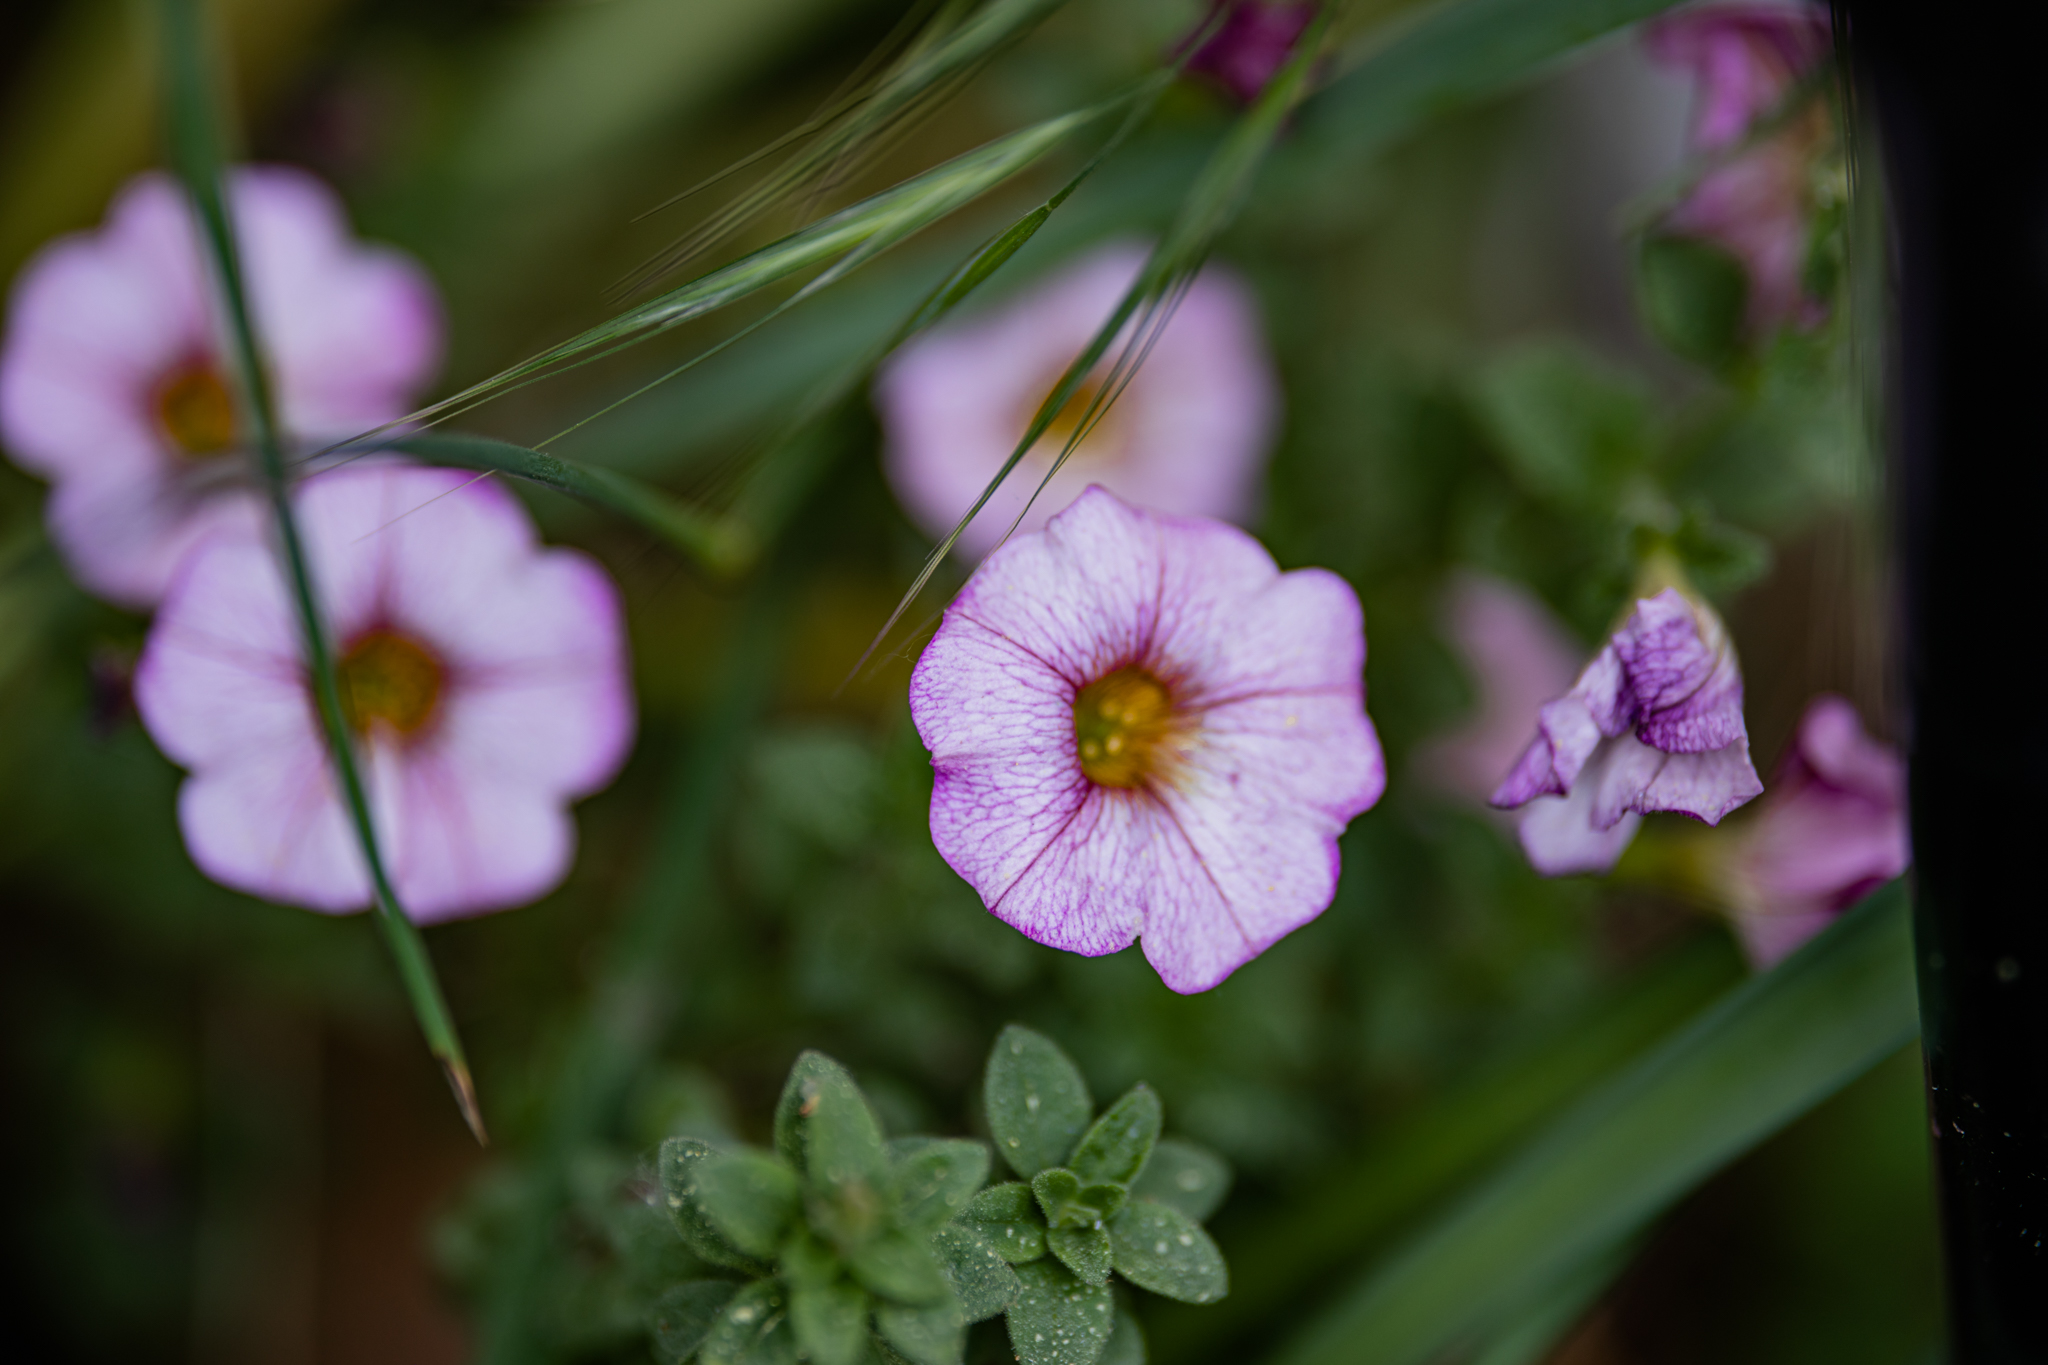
[133,463,633,921]
[908,485,1384,993]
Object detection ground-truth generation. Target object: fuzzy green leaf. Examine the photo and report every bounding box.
[1108,1203,1227,1305]
[849,1230,949,1305]
[799,1056,891,1192]
[789,1279,869,1365]
[650,1280,742,1364]
[875,1297,966,1365]
[889,1138,992,1231]
[1032,1168,1125,1229]
[1638,234,1750,371]
[694,1151,802,1258]
[986,1026,1093,1178]
[700,1280,796,1365]
[965,1183,1048,1263]
[1047,1225,1113,1287]
[1472,342,1654,512]
[1005,1259,1117,1365]
[659,1138,771,1272]
[931,1223,1022,1322]
[1067,1086,1161,1189]
[1127,1139,1231,1223]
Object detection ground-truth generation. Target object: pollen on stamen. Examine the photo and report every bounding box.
[1073,666,1180,788]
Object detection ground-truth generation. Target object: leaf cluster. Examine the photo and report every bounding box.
[648,1029,1230,1365]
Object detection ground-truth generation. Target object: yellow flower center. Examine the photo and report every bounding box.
[1026,375,1126,467]
[1073,666,1179,789]
[154,360,238,457]
[338,629,444,738]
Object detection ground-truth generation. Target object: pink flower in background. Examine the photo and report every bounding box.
[1184,1,1318,105]
[1415,572,1582,806]
[0,166,441,605]
[134,464,632,920]
[876,242,1276,561]
[910,487,1382,992]
[1721,694,1907,966]
[1492,588,1763,875]
[1645,2,1833,330]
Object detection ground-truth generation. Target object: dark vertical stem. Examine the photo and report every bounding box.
[1837,3,2048,1359]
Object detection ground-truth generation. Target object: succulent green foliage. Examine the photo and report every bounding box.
[650,1049,1000,1365]
[986,1024,1094,1177]
[975,1027,1234,1358]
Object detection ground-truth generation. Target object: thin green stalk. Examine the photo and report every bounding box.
[156,0,483,1141]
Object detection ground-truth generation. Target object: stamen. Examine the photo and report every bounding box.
[154,360,237,456]
[1073,667,1178,788]
[338,629,445,738]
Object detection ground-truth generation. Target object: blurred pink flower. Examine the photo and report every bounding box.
[0,166,441,606]
[1492,588,1763,875]
[1721,694,1907,966]
[1185,1,1318,105]
[909,486,1382,992]
[134,464,632,921]
[876,242,1277,561]
[1645,2,1833,331]
[1415,572,1582,806]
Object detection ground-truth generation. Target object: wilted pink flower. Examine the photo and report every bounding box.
[0,166,441,606]
[1645,2,1833,330]
[1184,1,1318,105]
[909,486,1383,993]
[1415,572,1582,806]
[1492,588,1763,875]
[133,464,632,920]
[876,242,1276,561]
[1720,694,1907,966]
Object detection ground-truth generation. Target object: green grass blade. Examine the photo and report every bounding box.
[1270,882,1918,1365]
[381,432,755,576]
[853,6,1337,678]
[156,0,484,1142]
[1302,0,1687,162]
[624,0,1074,292]
[1147,933,1741,1361]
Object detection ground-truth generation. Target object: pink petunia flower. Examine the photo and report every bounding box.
[1719,694,1907,966]
[133,463,633,921]
[1414,572,1583,807]
[0,166,441,606]
[1645,2,1833,331]
[875,242,1277,561]
[908,486,1384,993]
[1184,1,1319,105]
[1491,587,1763,875]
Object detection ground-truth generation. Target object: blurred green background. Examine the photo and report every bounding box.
[0,0,1938,1361]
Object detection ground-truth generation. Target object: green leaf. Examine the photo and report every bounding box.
[985,1026,1094,1177]
[965,1184,1049,1263]
[799,1057,891,1194]
[931,1223,1022,1322]
[1127,1139,1231,1223]
[694,1151,802,1259]
[700,1280,797,1365]
[1107,1203,1227,1305]
[1098,1303,1147,1365]
[1273,883,1918,1365]
[1637,233,1750,371]
[1047,1225,1113,1287]
[774,1052,839,1173]
[875,1297,966,1365]
[659,1138,771,1272]
[1472,342,1654,512]
[1067,1086,1161,1189]
[889,1138,992,1231]
[789,1279,869,1365]
[1005,1259,1117,1365]
[1032,1168,1126,1229]
[650,1281,741,1365]
[849,1230,949,1305]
